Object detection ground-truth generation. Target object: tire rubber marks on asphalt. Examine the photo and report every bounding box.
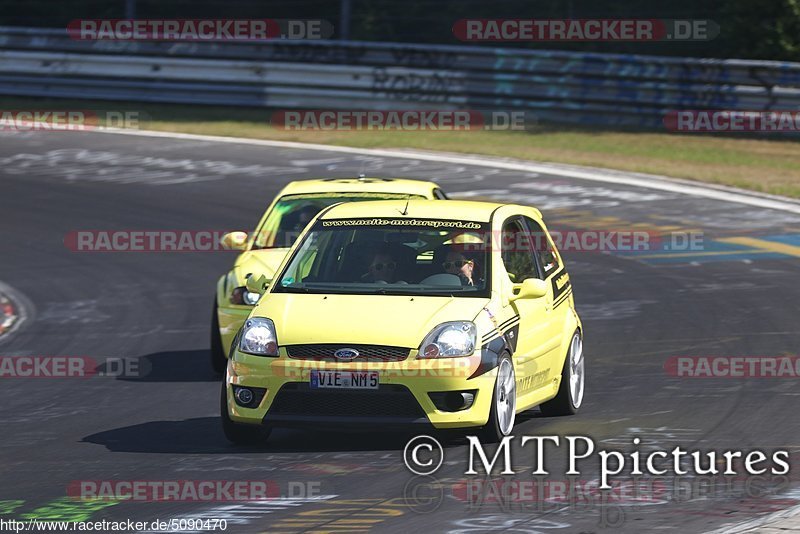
[288,155,510,184]
[577,300,658,321]
[0,149,308,185]
[453,182,672,210]
[38,300,111,325]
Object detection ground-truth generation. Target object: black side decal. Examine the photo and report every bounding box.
[470,331,511,379]
[551,268,571,301]
[505,324,519,353]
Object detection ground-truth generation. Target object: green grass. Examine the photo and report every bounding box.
[4,97,800,198]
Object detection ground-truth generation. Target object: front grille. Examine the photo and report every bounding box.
[285,344,410,362]
[268,383,426,419]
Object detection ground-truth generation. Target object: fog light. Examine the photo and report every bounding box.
[428,390,477,412]
[232,385,267,408]
[235,387,254,405]
[446,391,475,411]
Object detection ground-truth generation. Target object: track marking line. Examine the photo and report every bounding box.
[717,237,800,258]
[631,249,774,260]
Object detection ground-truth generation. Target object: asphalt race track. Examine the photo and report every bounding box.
[1,130,799,533]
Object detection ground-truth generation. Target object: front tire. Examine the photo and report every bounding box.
[220,382,270,446]
[540,331,584,417]
[210,299,227,374]
[480,354,516,442]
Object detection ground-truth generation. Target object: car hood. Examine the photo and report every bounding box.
[233,248,290,283]
[255,293,490,347]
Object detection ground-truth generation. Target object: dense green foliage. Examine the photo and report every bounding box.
[2,0,799,60]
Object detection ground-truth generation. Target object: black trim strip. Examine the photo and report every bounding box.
[481,319,520,344]
[497,315,521,330]
[482,316,519,337]
[553,288,572,309]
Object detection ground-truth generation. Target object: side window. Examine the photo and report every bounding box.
[522,216,560,277]
[433,188,449,200]
[501,218,538,282]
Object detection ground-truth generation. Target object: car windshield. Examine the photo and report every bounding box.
[273,217,491,297]
[251,192,427,249]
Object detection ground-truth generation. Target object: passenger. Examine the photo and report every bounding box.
[361,250,398,283]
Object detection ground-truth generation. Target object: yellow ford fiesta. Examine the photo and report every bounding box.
[211,177,448,373]
[222,199,583,444]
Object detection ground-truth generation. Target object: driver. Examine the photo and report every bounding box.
[442,249,475,286]
[361,249,398,283]
[291,204,320,233]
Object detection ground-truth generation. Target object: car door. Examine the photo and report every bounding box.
[521,215,571,385]
[499,216,556,405]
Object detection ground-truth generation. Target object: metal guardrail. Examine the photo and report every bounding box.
[1,26,799,128]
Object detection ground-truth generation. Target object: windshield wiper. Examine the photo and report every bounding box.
[282,286,310,293]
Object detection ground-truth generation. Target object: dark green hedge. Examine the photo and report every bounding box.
[2,0,798,61]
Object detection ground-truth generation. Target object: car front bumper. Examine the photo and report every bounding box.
[225,349,498,430]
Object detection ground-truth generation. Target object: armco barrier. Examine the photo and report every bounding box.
[1,26,799,128]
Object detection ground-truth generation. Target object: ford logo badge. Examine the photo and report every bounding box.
[334,348,359,360]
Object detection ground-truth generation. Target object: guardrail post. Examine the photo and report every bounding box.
[339,0,351,40]
[125,0,136,19]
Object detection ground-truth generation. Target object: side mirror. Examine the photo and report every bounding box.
[510,278,548,301]
[220,231,249,251]
[245,273,269,295]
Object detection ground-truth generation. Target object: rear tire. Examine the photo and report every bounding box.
[540,331,584,417]
[210,299,227,375]
[220,382,270,446]
[480,353,516,443]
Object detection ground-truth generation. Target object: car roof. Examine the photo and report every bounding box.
[318,199,526,222]
[279,177,440,196]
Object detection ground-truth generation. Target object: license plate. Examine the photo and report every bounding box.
[310,370,379,389]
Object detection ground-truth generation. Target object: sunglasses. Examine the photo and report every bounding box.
[370,261,397,271]
[443,260,473,269]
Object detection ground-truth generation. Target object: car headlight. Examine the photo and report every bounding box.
[231,286,261,306]
[238,317,278,356]
[419,321,477,358]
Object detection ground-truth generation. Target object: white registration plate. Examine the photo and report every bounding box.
[310,370,379,389]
